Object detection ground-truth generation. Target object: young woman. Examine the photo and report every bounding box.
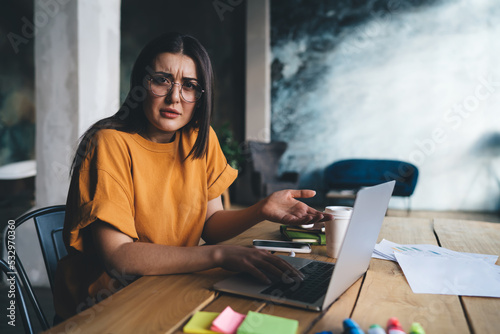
[53,32,330,319]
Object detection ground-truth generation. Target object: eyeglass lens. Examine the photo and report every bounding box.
[149,75,203,102]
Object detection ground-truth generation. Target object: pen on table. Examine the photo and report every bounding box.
[368,324,386,334]
[409,322,425,334]
[387,317,406,334]
[343,318,365,334]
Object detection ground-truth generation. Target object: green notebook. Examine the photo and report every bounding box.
[236,311,298,334]
[280,225,326,245]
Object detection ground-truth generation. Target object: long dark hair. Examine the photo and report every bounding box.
[71,32,214,176]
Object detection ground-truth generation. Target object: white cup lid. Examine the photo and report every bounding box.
[324,206,353,218]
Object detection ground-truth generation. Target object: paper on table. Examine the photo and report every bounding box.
[183,311,219,334]
[210,306,246,334]
[373,239,499,264]
[395,252,500,297]
[236,311,298,334]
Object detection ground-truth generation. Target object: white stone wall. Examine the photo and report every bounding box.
[35,0,121,207]
[246,0,271,142]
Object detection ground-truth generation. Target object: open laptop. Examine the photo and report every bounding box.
[213,180,395,311]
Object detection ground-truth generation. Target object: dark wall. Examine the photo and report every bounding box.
[120,0,246,142]
[0,0,246,165]
[0,0,35,167]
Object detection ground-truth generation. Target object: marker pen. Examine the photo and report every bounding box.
[387,317,406,334]
[409,322,425,334]
[343,318,365,334]
[368,324,386,334]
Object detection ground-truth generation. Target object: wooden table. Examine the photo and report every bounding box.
[45,217,500,334]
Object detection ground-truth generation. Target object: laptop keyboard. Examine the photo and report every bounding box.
[260,261,335,304]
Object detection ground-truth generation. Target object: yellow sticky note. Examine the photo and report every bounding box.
[183,311,220,334]
[236,311,298,334]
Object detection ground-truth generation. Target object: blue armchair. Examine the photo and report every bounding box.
[324,159,418,209]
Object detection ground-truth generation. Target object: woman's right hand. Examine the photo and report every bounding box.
[213,245,304,284]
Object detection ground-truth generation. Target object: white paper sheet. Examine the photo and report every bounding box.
[395,252,500,297]
[372,239,499,264]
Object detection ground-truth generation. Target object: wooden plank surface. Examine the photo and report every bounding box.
[218,220,283,246]
[48,221,284,334]
[434,219,500,334]
[317,217,469,334]
[46,269,227,334]
[45,218,499,334]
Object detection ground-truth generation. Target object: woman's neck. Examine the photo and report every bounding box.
[142,127,177,143]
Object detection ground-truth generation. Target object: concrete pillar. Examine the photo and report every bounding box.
[35,0,121,207]
[245,0,270,142]
[24,0,120,286]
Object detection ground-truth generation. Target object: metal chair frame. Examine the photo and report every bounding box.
[0,258,35,334]
[4,205,66,331]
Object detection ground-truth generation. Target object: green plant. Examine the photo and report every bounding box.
[215,122,244,171]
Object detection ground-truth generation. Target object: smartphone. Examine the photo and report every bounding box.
[253,239,312,253]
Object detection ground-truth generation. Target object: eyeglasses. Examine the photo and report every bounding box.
[148,75,204,103]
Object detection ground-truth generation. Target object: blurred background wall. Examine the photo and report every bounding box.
[270,0,500,211]
[120,0,246,142]
[0,1,35,167]
[0,0,245,206]
[1,0,500,215]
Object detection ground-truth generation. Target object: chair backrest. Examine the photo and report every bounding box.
[6,205,66,330]
[247,141,288,183]
[0,258,35,334]
[325,159,419,197]
[32,206,67,291]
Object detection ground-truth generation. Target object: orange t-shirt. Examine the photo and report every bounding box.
[54,127,237,319]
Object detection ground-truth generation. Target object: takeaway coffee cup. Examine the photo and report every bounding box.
[324,206,353,258]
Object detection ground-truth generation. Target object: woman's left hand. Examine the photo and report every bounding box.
[258,189,333,226]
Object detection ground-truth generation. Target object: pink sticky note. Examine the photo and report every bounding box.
[210,306,246,334]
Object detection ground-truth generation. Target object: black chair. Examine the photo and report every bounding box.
[324,159,419,210]
[0,258,35,334]
[5,205,66,330]
[233,141,299,204]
